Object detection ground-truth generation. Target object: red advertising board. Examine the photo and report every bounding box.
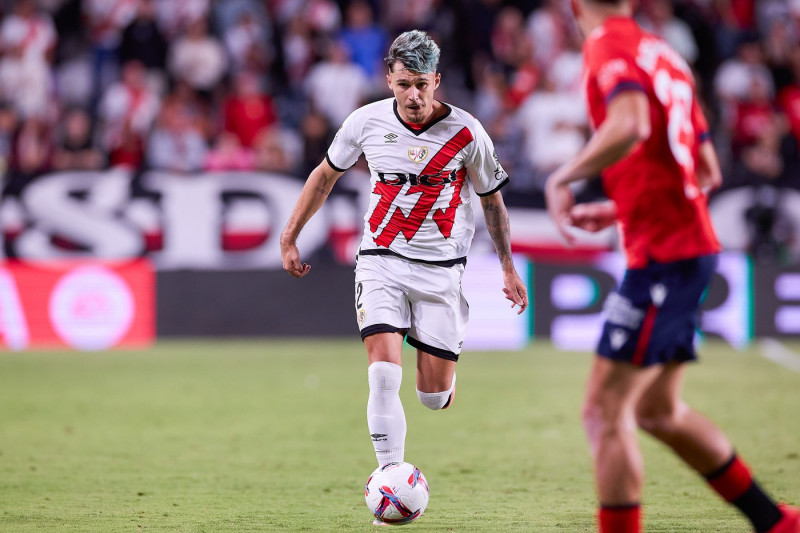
[0,260,154,350]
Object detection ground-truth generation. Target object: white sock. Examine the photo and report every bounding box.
[417,373,456,410]
[367,362,406,466]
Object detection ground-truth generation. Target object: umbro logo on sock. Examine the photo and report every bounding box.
[371,433,388,442]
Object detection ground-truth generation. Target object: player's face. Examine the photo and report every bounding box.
[387,62,441,124]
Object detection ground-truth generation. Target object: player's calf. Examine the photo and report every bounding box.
[368,362,406,466]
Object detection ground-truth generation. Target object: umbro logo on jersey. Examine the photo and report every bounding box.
[408,146,429,163]
[384,133,398,144]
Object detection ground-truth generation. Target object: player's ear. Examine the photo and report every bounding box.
[386,72,392,90]
[434,73,441,90]
[570,0,581,18]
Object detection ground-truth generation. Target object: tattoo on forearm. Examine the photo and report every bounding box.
[483,204,513,266]
[314,186,330,196]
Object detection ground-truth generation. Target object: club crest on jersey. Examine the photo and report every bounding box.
[358,308,366,326]
[407,146,429,163]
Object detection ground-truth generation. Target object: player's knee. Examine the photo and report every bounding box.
[368,361,403,391]
[582,398,632,444]
[416,374,455,410]
[635,402,684,438]
[416,389,451,410]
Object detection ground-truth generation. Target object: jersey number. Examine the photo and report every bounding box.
[368,179,464,247]
[653,68,699,198]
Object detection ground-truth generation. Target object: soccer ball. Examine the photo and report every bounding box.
[364,462,429,525]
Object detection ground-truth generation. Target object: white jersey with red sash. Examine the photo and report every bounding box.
[327,98,509,264]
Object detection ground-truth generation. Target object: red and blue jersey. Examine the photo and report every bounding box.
[583,17,720,268]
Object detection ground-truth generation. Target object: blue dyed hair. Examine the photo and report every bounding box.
[385,30,440,74]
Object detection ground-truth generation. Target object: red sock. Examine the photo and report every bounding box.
[705,454,783,533]
[598,504,641,533]
[705,455,753,501]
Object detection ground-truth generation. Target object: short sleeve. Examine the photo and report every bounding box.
[326,110,363,172]
[466,120,509,196]
[585,36,647,104]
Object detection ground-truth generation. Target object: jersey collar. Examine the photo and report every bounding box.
[393,99,452,136]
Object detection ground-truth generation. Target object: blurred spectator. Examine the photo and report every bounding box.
[730,112,798,189]
[5,117,51,196]
[714,32,774,128]
[98,60,160,168]
[213,0,269,35]
[147,99,207,173]
[381,0,437,34]
[222,71,278,148]
[83,0,138,103]
[281,14,315,90]
[0,0,57,119]
[637,0,698,65]
[167,16,226,98]
[253,127,296,174]
[303,0,341,35]
[119,0,168,74]
[492,7,539,109]
[731,75,778,156]
[0,102,18,178]
[223,10,273,75]
[762,16,796,91]
[472,63,508,125]
[548,34,584,94]
[729,116,799,262]
[156,0,209,39]
[492,6,526,70]
[298,108,333,176]
[204,131,255,171]
[52,106,105,171]
[778,49,800,147]
[51,0,94,108]
[163,79,214,141]
[714,0,758,60]
[339,0,388,83]
[525,0,570,71]
[516,71,587,189]
[304,40,368,127]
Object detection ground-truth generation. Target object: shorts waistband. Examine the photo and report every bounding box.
[358,248,467,267]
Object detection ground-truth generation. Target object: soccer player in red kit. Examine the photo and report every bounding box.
[544,1,800,532]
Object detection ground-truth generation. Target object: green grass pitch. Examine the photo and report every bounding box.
[0,339,798,532]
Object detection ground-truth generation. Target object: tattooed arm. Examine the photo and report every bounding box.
[480,192,528,314]
[280,159,344,278]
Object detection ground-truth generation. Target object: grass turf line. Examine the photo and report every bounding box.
[0,340,797,532]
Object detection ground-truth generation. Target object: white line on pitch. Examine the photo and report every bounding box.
[759,338,800,373]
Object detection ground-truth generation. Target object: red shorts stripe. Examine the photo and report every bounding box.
[631,304,658,366]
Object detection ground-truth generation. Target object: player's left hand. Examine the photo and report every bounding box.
[544,178,576,246]
[502,270,528,315]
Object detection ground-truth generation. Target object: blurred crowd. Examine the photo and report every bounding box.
[0,0,798,261]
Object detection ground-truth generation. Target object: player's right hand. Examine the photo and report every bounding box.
[281,241,311,278]
[569,200,617,232]
[544,180,576,246]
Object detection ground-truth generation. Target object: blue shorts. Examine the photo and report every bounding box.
[596,254,717,367]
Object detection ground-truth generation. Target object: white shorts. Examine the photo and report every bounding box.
[354,253,469,361]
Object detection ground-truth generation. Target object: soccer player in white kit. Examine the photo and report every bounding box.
[281,30,528,501]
